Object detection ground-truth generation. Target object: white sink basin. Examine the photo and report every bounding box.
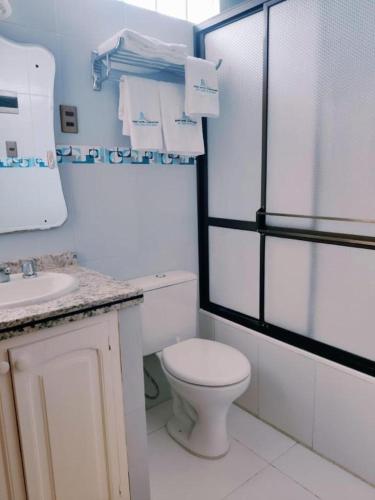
[0,272,79,309]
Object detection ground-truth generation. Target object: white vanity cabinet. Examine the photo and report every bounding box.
[0,311,130,500]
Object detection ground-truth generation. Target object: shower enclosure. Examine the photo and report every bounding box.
[197,0,375,376]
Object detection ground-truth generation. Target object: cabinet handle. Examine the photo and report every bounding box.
[14,357,31,372]
[0,361,10,374]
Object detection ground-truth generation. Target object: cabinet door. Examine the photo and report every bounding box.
[0,354,26,500]
[9,313,130,500]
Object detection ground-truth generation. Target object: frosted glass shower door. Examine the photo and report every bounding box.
[209,227,260,317]
[205,12,263,221]
[204,10,263,317]
[265,237,375,361]
[266,0,375,236]
[198,0,375,373]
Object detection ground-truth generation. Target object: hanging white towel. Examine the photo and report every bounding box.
[159,82,204,156]
[118,76,130,136]
[185,56,219,118]
[98,29,188,66]
[125,76,163,151]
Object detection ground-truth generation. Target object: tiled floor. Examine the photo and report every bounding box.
[147,401,374,500]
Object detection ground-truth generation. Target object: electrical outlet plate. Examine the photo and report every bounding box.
[60,105,78,133]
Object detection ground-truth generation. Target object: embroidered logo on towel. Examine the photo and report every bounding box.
[175,112,197,126]
[132,112,159,127]
[193,78,218,95]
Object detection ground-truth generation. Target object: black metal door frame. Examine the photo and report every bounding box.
[195,0,375,377]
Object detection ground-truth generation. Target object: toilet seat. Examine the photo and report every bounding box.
[162,338,250,387]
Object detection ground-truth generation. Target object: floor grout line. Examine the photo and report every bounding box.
[268,464,322,500]
[270,441,298,464]
[219,464,270,500]
[229,434,272,464]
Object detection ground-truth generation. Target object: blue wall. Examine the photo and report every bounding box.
[0,0,198,279]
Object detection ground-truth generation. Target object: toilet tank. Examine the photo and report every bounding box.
[126,271,198,356]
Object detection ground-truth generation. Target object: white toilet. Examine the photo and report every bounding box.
[127,271,251,458]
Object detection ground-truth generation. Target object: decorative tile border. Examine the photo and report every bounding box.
[0,145,197,168]
[0,157,48,168]
[56,145,196,166]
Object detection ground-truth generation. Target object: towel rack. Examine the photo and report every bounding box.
[91,38,222,91]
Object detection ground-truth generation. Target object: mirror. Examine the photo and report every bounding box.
[0,35,67,233]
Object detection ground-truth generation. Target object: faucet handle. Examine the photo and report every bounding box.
[21,260,37,278]
[0,265,10,274]
[0,265,11,283]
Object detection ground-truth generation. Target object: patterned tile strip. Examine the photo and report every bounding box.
[0,157,48,168]
[0,146,197,167]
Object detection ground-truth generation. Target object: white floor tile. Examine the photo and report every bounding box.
[225,465,319,500]
[148,428,267,500]
[146,400,172,434]
[228,405,295,462]
[273,444,375,500]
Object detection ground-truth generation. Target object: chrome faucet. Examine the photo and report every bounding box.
[21,260,37,279]
[0,265,11,283]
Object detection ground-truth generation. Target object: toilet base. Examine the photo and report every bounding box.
[161,364,250,459]
[166,416,230,460]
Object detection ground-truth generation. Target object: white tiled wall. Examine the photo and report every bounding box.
[214,318,259,415]
[199,310,375,486]
[314,364,375,485]
[258,340,315,446]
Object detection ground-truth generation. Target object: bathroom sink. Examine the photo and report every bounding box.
[0,272,79,309]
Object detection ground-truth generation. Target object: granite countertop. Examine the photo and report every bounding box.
[0,252,143,340]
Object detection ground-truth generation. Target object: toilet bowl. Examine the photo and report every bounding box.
[160,338,251,458]
[125,271,251,458]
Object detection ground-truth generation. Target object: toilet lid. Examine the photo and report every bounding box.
[162,338,251,387]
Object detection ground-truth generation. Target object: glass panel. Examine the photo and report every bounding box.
[267,0,375,237]
[265,237,375,361]
[205,12,263,220]
[209,227,259,317]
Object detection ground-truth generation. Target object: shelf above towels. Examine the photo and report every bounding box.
[91,36,222,91]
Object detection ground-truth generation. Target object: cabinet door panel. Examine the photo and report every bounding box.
[9,314,129,500]
[0,350,26,500]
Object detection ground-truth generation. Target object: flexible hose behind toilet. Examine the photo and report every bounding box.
[144,366,160,400]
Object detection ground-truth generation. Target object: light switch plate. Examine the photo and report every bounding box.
[60,105,78,133]
[6,141,17,158]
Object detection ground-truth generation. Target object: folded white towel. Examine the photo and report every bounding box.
[98,29,188,66]
[118,76,130,136]
[159,82,204,157]
[0,0,11,20]
[125,76,163,151]
[185,56,219,118]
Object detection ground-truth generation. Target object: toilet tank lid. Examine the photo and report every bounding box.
[125,271,197,292]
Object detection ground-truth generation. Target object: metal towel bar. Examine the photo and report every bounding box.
[91,37,222,91]
[265,212,375,224]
